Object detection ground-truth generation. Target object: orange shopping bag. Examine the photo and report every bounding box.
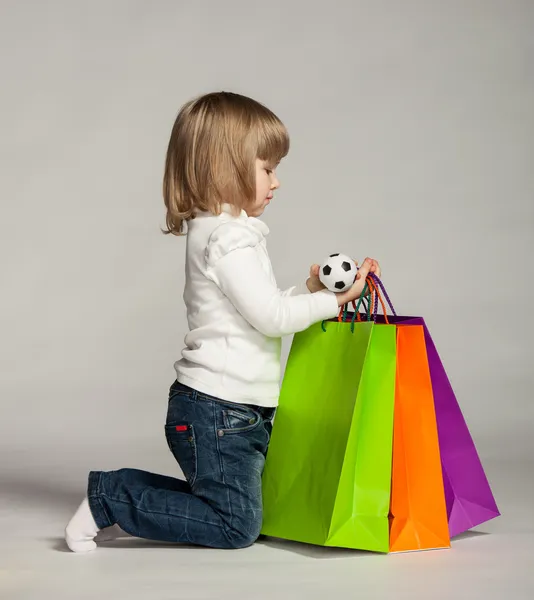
[389,324,450,552]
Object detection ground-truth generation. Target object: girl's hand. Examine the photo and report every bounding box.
[306,264,328,293]
[369,258,381,278]
[336,258,381,307]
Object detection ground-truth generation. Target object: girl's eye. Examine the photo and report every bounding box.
[265,169,273,175]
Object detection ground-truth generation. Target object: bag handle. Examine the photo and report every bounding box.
[369,274,397,317]
[322,274,397,332]
[364,274,397,323]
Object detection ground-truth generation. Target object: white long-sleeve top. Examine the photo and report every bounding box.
[174,204,339,407]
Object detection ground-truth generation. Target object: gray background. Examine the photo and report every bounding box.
[1,1,533,599]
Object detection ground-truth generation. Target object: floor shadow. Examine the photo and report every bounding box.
[48,531,494,556]
[47,537,72,553]
[452,530,489,541]
[256,536,376,559]
[258,530,492,557]
[45,536,222,552]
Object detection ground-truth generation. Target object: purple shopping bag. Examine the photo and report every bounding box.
[409,319,500,536]
[342,276,500,537]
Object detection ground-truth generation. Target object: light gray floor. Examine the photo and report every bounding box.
[1,457,532,600]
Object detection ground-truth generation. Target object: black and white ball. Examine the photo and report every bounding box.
[319,253,358,293]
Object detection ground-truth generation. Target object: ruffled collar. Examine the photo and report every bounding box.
[220,203,270,237]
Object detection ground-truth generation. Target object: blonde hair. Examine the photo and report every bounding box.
[163,92,290,235]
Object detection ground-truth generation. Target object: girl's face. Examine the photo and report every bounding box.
[247,159,280,217]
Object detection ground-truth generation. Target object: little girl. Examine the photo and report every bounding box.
[65,91,379,552]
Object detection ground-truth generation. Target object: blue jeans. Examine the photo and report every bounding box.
[87,381,276,549]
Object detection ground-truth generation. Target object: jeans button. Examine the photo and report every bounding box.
[249,418,255,424]
[218,430,224,437]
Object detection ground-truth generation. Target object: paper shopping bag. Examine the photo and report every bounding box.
[359,272,499,538]
[419,322,501,536]
[389,325,450,552]
[261,320,397,553]
[367,312,500,537]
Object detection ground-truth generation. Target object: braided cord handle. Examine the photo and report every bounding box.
[322,274,396,332]
[369,273,397,316]
[350,274,396,329]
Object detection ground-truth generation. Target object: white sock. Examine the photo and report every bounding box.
[65,497,100,553]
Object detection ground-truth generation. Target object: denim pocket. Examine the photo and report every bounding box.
[165,424,198,486]
[221,404,262,435]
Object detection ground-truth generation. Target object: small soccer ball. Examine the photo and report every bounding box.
[319,253,358,293]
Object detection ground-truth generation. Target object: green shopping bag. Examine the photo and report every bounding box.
[261,320,397,552]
